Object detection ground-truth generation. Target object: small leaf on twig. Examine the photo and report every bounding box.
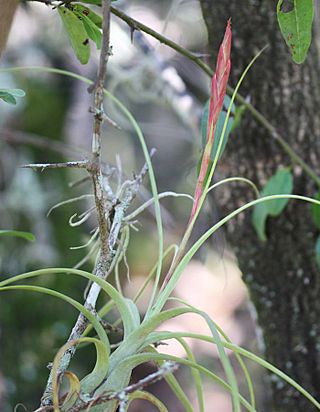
[58,6,90,64]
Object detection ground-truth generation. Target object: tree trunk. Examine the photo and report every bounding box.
[199,1,320,411]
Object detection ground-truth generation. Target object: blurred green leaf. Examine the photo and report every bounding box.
[201,95,235,161]
[0,88,25,105]
[0,230,35,241]
[74,10,102,49]
[80,0,117,4]
[73,4,102,28]
[58,6,90,64]
[232,103,246,131]
[277,0,314,64]
[311,192,320,230]
[315,235,320,269]
[252,168,293,241]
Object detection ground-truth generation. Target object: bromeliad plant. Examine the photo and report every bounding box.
[2,2,320,412]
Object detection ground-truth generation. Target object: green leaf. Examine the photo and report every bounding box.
[72,4,102,28]
[201,94,235,161]
[315,235,320,269]
[58,6,90,64]
[311,192,320,230]
[0,230,35,241]
[73,10,102,49]
[0,88,25,105]
[80,0,117,4]
[79,338,110,394]
[252,168,293,241]
[277,0,314,64]
[231,103,246,131]
[79,0,103,4]
[252,200,269,242]
[51,337,109,410]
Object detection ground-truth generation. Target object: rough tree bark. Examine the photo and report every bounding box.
[199,1,320,411]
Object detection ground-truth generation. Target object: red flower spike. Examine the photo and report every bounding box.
[190,19,232,220]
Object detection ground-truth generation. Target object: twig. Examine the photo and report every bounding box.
[0,128,86,157]
[66,361,178,412]
[40,0,112,406]
[21,161,88,170]
[110,6,212,77]
[34,362,178,412]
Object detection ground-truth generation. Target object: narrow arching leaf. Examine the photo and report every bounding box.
[128,391,168,412]
[61,371,81,410]
[252,168,293,241]
[0,230,35,241]
[51,338,109,409]
[79,338,110,394]
[58,6,90,64]
[277,0,314,64]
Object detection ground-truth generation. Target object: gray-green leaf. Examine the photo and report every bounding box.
[277,0,314,64]
[252,168,293,241]
[0,88,25,105]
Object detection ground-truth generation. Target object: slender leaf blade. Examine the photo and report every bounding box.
[0,230,35,241]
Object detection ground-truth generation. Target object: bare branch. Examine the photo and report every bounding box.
[40,0,113,407]
[21,161,88,170]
